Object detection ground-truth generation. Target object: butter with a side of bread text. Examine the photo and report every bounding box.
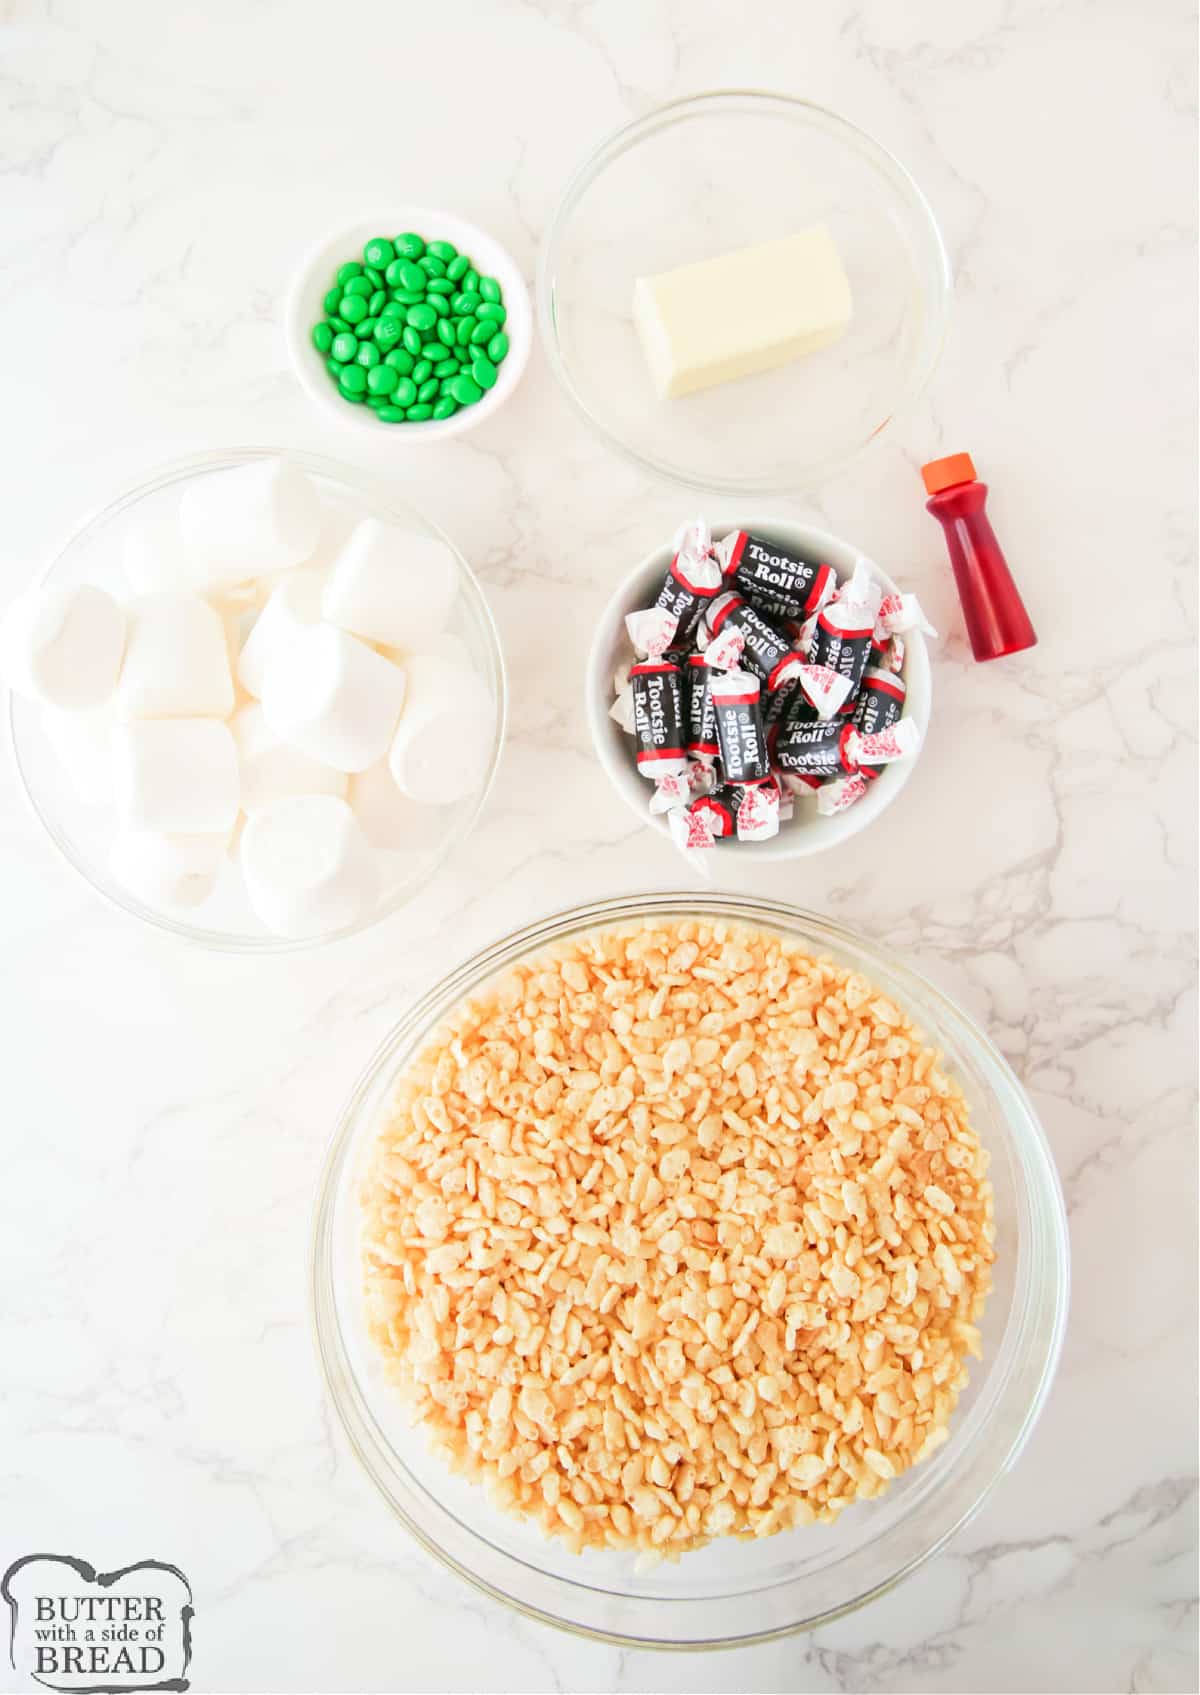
[632,227,853,400]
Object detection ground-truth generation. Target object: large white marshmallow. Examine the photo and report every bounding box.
[179,457,321,586]
[261,623,406,774]
[236,568,325,699]
[322,519,458,651]
[122,501,198,595]
[115,594,234,721]
[0,584,126,710]
[113,719,240,834]
[108,828,229,910]
[240,795,379,938]
[348,758,435,850]
[387,654,494,804]
[232,700,348,812]
[42,705,113,806]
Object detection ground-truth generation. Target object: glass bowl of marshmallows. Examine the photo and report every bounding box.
[3,449,505,951]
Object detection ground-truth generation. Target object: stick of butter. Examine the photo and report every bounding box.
[632,227,853,400]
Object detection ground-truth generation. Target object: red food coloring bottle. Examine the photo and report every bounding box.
[922,453,1037,662]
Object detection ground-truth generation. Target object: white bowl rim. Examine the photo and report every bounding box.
[585,517,931,861]
[285,207,532,442]
[5,446,508,953]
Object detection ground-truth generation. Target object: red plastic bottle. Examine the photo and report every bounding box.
[922,453,1037,662]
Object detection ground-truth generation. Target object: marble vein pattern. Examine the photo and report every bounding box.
[0,0,1195,1691]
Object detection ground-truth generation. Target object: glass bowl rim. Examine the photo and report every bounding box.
[310,890,1070,1649]
[536,89,954,496]
[5,446,508,954]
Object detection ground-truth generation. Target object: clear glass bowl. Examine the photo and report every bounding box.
[537,92,952,495]
[311,893,1069,1648]
[6,448,506,953]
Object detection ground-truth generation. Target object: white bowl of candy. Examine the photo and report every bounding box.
[586,518,933,860]
[286,209,532,441]
[3,450,505,950]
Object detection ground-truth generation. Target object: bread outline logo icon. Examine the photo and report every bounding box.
[1,1555,193,1692]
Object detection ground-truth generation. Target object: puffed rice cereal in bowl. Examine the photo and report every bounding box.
[360,917,995,1557]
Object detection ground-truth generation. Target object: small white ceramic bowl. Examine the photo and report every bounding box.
[286,209,532,441]
[586,518,932,860]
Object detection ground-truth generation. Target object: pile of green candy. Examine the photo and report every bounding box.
[311,232,510,423]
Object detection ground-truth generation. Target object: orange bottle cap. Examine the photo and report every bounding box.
[922,452,977,495]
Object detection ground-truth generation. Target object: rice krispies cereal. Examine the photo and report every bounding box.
[361,919,995,1555]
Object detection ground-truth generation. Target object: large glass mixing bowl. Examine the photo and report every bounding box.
[312,893,1068,1647]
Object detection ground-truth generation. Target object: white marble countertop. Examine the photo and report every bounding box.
[1,2,1196,1691]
